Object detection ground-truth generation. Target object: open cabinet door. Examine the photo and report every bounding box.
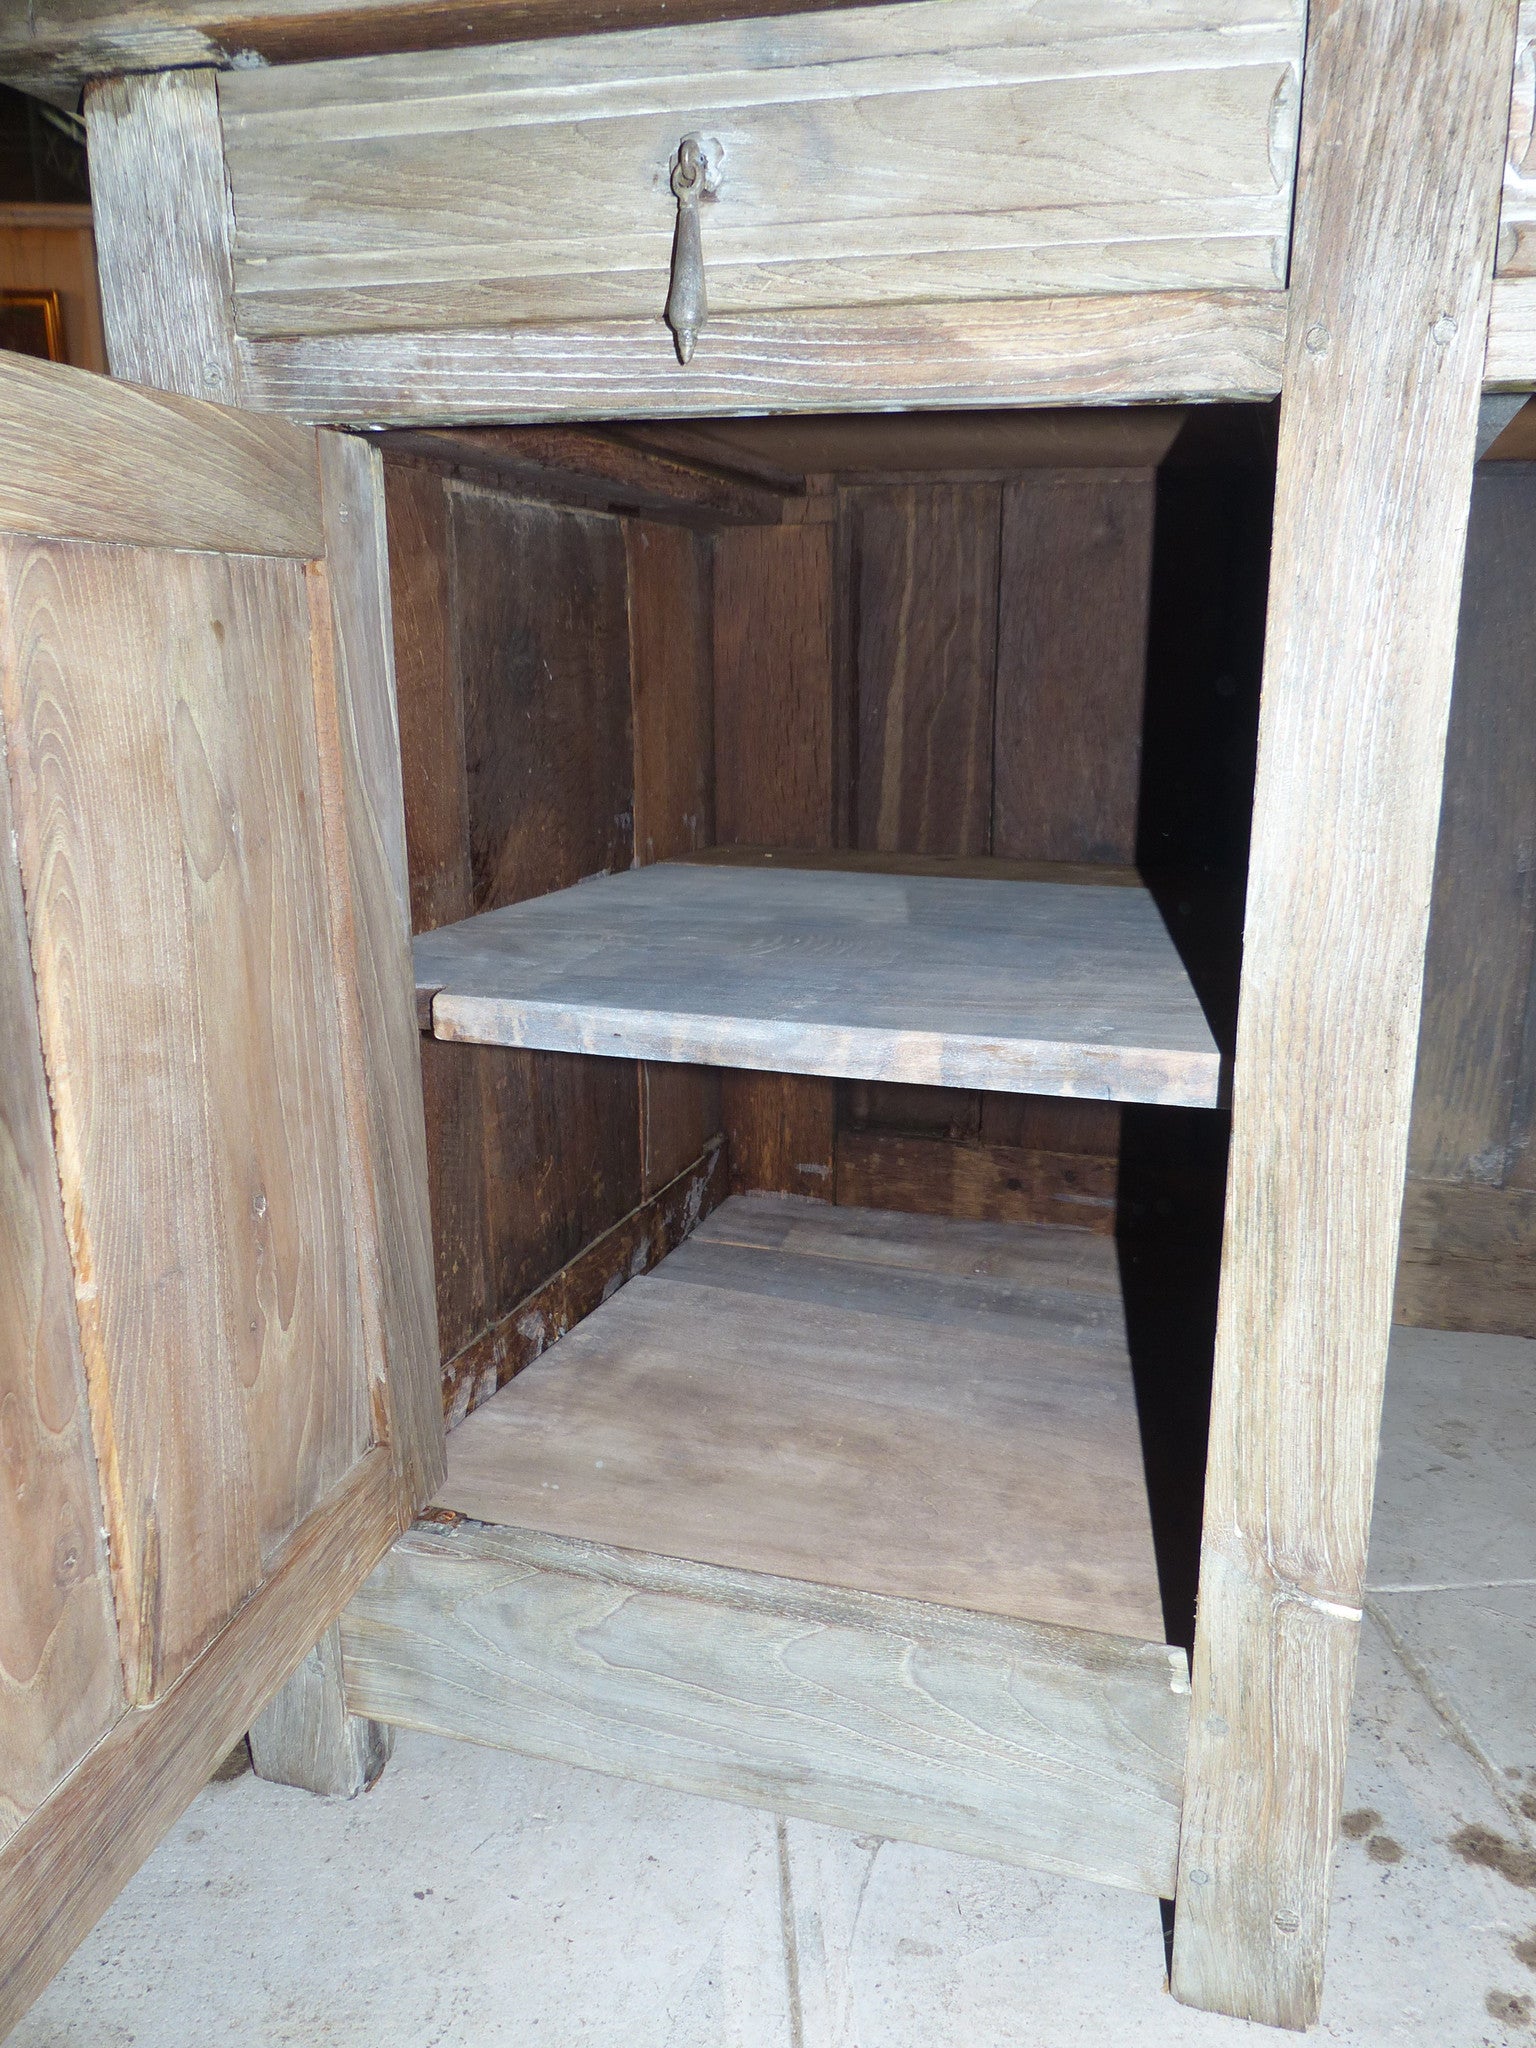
[0,348,443,2033]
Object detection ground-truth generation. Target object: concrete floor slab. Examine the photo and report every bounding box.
[1369,1329,1536,1592]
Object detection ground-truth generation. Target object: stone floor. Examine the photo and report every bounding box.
[12,1327,1536,2047]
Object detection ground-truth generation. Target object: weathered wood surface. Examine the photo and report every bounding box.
[637,406,1190,479]
[0,347,319,558]
[1,533,369,1699]
[851,485,1000,857]
[440,1139,726,1426]
[381,426,790,527]
[248,1619,392,1797]
[415,861,1222,1105]
[994,469,1156,865]
[836,1128,1118,1234]
[344,1515,1189,1898]
[1395,1179,1536,1334]
[713,524,837,848]
[437,1193,1165,1640]
[221,0,1301,337]
[1406,464,1536,1188]
[625,515,724,1191]
[0,1448,397,2040]
[0,0,915,105]
[240,289,1291,424]
[1171,0,1519,2028]
[312,434,446,1519]
[83,70,246,405]
[0,748,121,1853]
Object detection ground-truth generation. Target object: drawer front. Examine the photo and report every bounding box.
[222,0,1303,340]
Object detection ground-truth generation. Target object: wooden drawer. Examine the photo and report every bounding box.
[221,0,1303,342]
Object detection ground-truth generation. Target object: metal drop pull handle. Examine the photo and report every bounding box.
[666,135,718,365]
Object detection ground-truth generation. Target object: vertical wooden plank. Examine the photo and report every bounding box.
[383,460,470,936]
[83,69,244,404]
[714,524,836,847]
[454,486,633,908]
[1407,463,1536,1184]
[850,484,1000,857]
[0,741,122,1852]
[1172,0,1518,2026]
[994,469,1156,865]
[625,517,721,1193]
[626,519,714,864]
[450,482,645,1320]
[713,524,837,1195]
[379,457,491,1370]
[0,539,369,1699]
[721,1072,837,1200]
[312,434,445,1518]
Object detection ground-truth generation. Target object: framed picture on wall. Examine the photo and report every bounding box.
[0,287,65,361]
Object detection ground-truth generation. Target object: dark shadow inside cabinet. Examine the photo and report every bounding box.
[384,402,1278,1649]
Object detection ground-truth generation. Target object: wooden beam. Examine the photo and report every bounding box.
[0,0,890,107]
[240,291,1288,426]
[1170,0,1518,2028]
[376,427,793,527]
[82,69,246,404]
[439,1139,726,1427]
[343,1515,1190,1899]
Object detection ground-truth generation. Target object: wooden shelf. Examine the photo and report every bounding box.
[340,1198,1192,1898]
[413,857,1221,1106]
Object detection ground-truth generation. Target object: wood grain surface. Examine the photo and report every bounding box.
[1170,0,1520,2026]
[312,434,445,1519]
[0,349,319,558]
[415,861,1222,1105]
[436,1193,1166,1640]
[440,1139,726,1425]
[220,0,1299,336]
[0,1449,397,2041]
[344,1514,1189,1900]
[240,288,1292,425]
[0,0,907,104]
[851,485,1000,857]
[0,741,122,1853]
[1,536,369,1699]
[994,469,1156,865]
[83,70,246,404]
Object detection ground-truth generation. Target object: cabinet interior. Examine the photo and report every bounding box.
[383,400,1278,1656]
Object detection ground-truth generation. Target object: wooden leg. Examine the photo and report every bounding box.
[1170,0,1519,2028]
[248,1622,393,1798]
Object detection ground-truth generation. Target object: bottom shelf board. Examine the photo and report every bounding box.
[344,1197,1190,1899]
[435,1193,1166,1642]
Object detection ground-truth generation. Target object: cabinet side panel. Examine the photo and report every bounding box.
[0,697,122,1850]
[313,434,445,1513]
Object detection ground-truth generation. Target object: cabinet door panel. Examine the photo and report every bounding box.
[0,345,442,2032]
[1,540,369,1698]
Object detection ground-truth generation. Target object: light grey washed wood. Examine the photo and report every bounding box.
[248,1621,392,1797]
[239,289,1288,424]
[1171,0,1519,2027]
[415,862,1220,1106]
[341,1517,1189,1898]
[220,0,1300,336]
[437,1195,1165,1641]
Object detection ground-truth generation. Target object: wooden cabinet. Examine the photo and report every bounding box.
[0,0,1533,2036]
